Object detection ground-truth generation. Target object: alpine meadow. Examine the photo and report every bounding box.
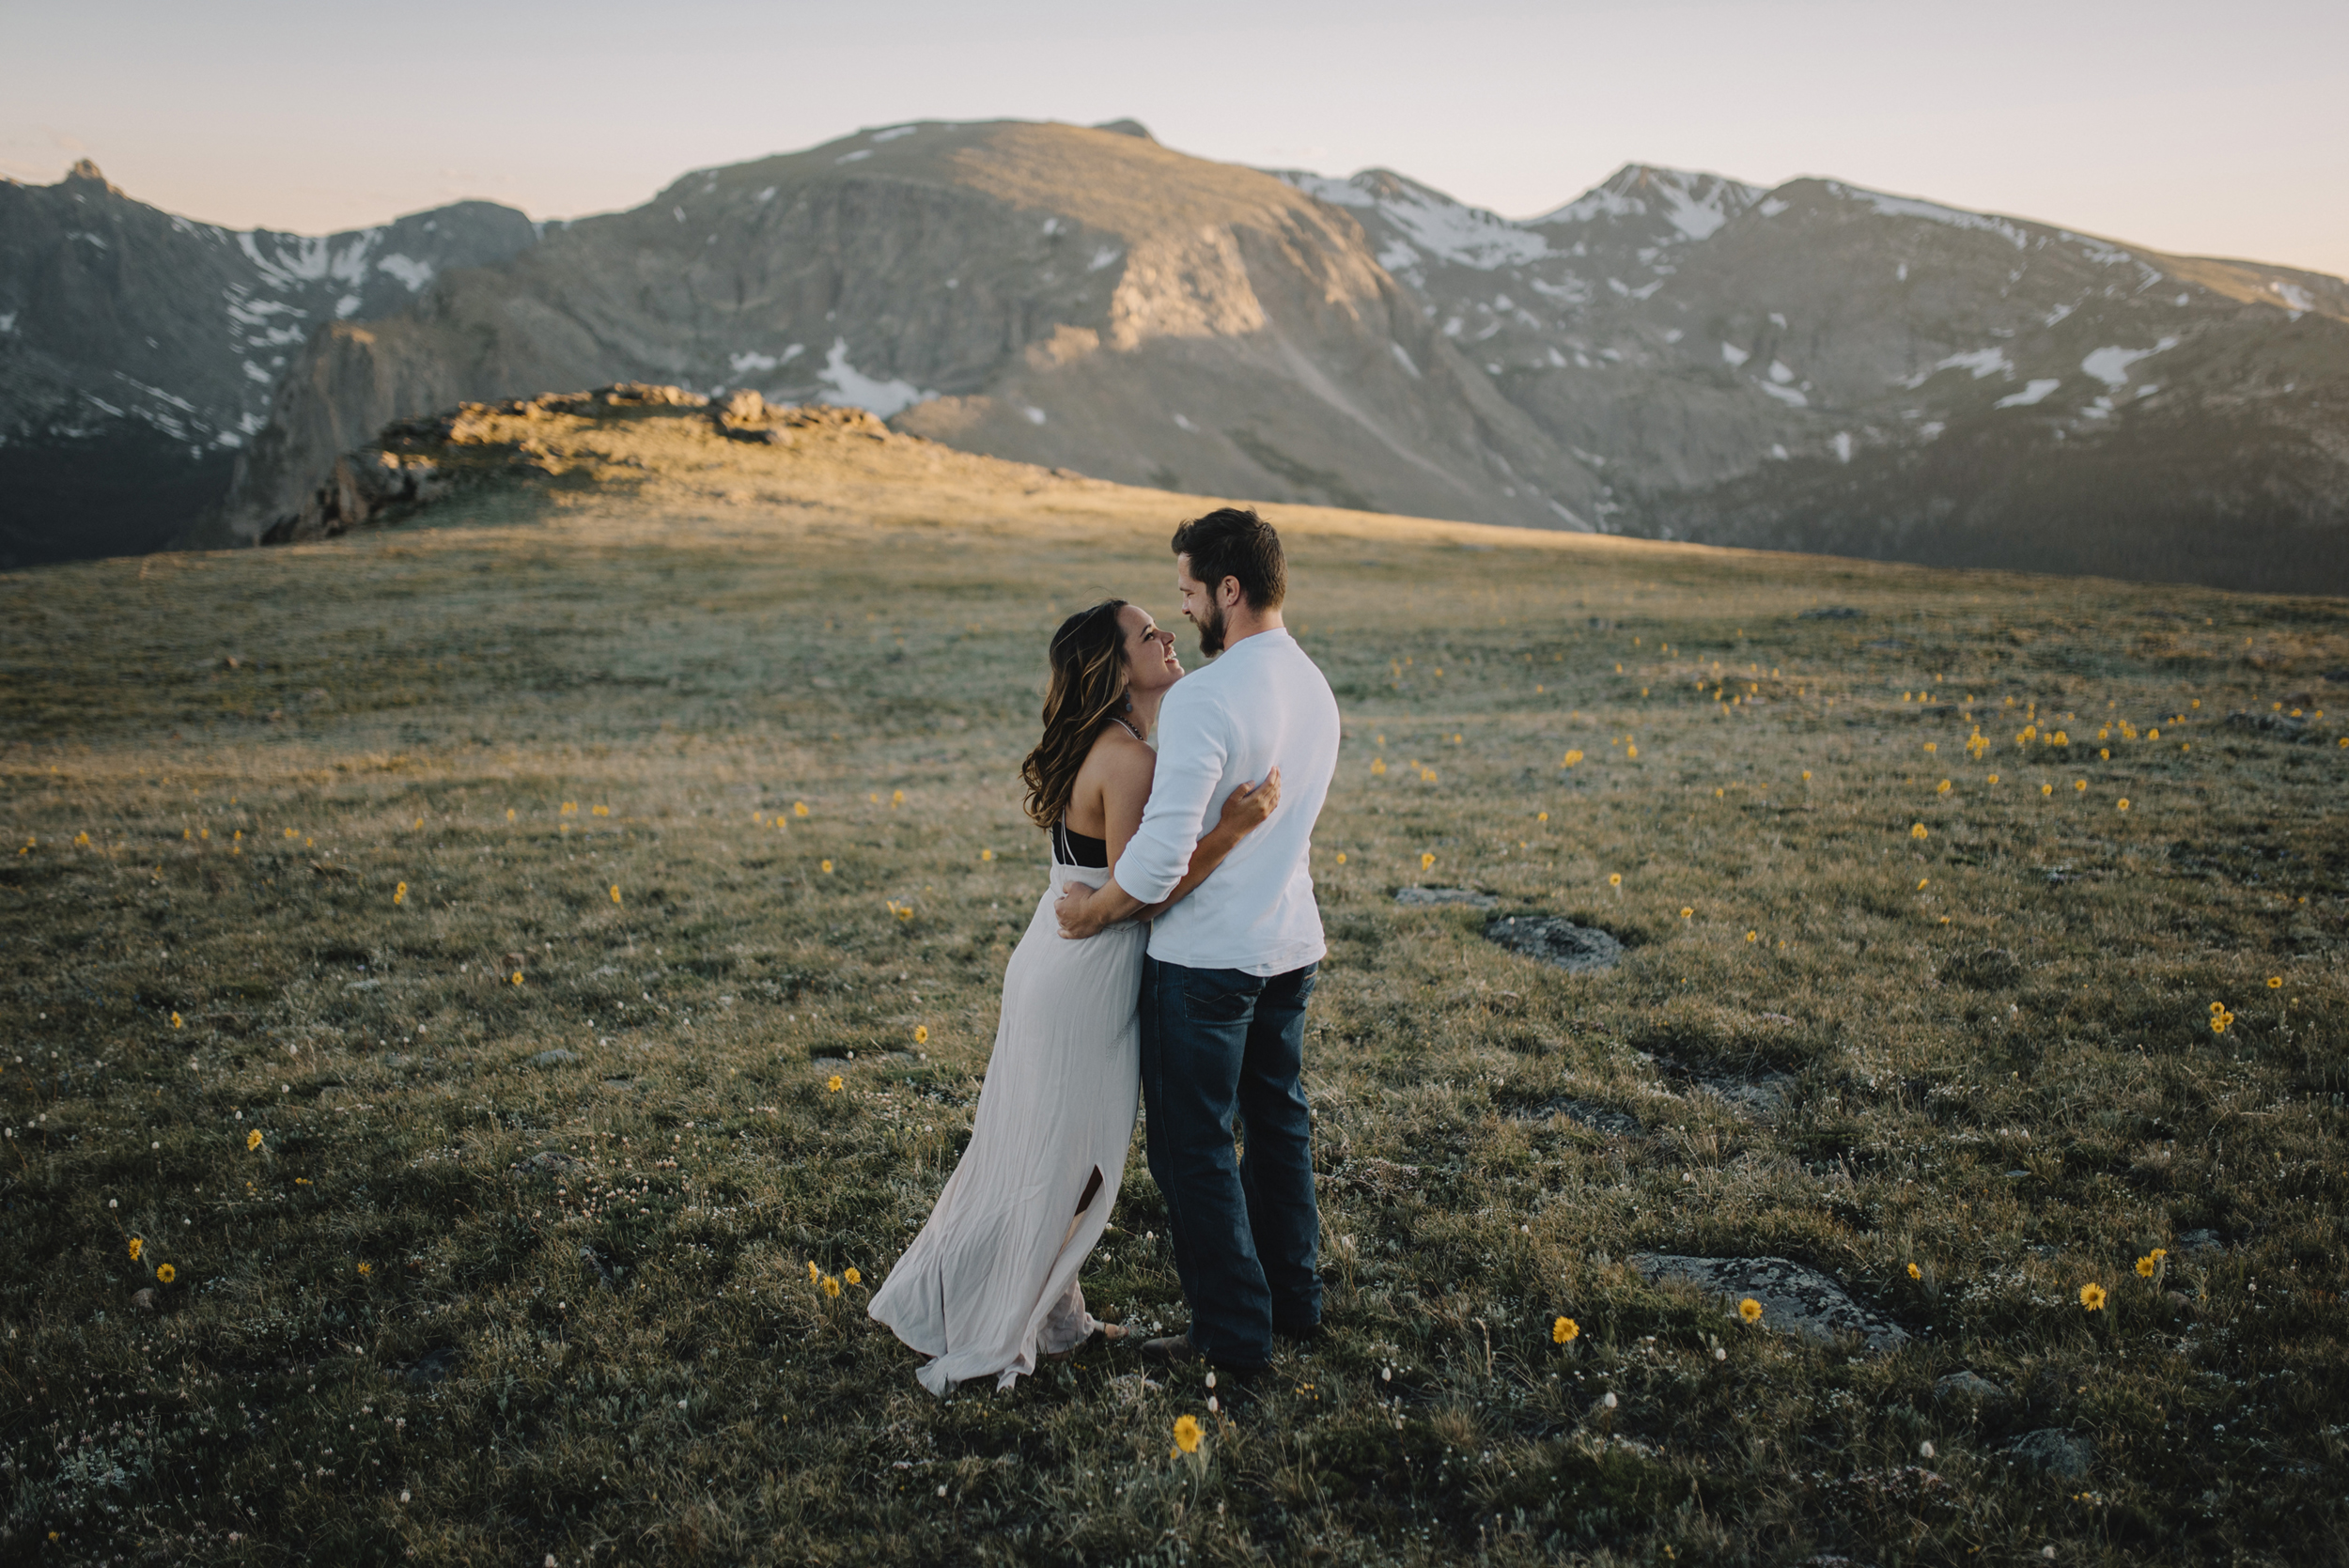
[4,396,2345,1566]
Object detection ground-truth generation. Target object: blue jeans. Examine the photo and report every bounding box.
[1139,956,1321,1369]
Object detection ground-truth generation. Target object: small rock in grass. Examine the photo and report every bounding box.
[1690,1071,1796,1123]
[2175,1228,2223,1255]
[132,1289,156,1312]
[1933,1370,2008,1404]
[406,1345,461,1386]
[1517,1098,1642,1136]
[1942,947,2023,989]
[2005,1428,2092,1480]
[532,1048,578,1066]
[1394,886,1498,908]
[1483,915,1624,972]
[1635,1254,1908,1353]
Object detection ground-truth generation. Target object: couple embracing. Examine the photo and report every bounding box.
[868,506,1340,1393]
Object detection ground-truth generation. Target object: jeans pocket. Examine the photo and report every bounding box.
[1181,972,1260,1023]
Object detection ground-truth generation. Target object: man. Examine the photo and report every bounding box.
[1054,506,1342,1376]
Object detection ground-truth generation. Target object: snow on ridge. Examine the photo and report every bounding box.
[1277,171,1377,210]
[2268,279,2315,312]
[1828,182,2030,250]
[814,337,935,419]
[1533,166,1763,237]
[1280,169,1548,270]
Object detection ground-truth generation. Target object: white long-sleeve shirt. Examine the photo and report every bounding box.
[1113,628,1341,975]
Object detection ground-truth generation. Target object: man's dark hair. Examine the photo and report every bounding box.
[1171,506,1285,611]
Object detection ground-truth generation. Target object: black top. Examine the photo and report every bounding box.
[1052,817,1108,868]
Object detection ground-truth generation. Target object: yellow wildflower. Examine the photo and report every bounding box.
[845,1267,863,1285]
[1371,758,1387,776]
[2135,1255,2156,1279]
[610,885,622,905]
[1745,930,1758,943]
[2074,779,2086,792]
[1680,907,1693,919]
[980,848,993,862]
[1924,742,1937,754]
[2079,1281,2107,1312]
[2117,799,2129,812]
[512,971,523,986]
[1906,1262,1921,1280]
[1173,1414,1204,1454]
[1936,779,1951,795]
[822,1275,841,1299]
[246,1128,263,1152]
[820,860,833,875]
[827,1075,844,1093]
[808,1261,820,1281]
[171,1012,182,1030]
[1918,877,1929,890]
[2266,976,2281,989]
[1334,852,1346,864]
[914,1025,929,1045]
[794,801,810,817]
[394,881,408,906]
[129,1237,144,1261]
[1552,1315,1579,1343]
[1738,1298,1763,1324]
[155,1264,176,1284]
[893,790,905,807]
[1910,823,1928,840]
[358,1262,373,1277]
[1420,852,1436,872]
[1563,750,1583,768]
[1626,743,1638,760]
[1608,873,1623,889]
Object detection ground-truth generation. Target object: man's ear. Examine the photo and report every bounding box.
[1219,576,1245,611]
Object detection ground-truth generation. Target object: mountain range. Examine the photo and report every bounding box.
[3,123,2343,592]
[0,161,537,564]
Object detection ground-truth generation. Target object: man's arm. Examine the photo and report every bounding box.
[1056,686,1226,937]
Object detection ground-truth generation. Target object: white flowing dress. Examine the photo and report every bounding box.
[868,858,1144,1393]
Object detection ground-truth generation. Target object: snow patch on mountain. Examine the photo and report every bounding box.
[376,256,433,292]
[815,338,935,418]
[1995,379,2062,408]
[2080,337,2178,388]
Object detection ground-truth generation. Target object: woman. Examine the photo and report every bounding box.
[867,598,1278,1393]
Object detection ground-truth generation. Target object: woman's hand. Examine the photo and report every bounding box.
[1216,767,1282,835]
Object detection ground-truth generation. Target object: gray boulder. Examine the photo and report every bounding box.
[2006,1429,2092,1480]
[1394,886,1499,908]
[1484,915,1625,972]
[1933,1370,2008,1404]
[1635,1254,1908,1353]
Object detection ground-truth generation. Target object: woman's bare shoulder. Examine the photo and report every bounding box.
[1078,725,1155,788]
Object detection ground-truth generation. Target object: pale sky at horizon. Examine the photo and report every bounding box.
[6,0,2346,275]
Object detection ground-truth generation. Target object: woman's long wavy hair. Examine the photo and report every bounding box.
[1020,599,1131,830]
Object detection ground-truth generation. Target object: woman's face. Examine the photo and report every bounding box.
[1119,603,1182,695]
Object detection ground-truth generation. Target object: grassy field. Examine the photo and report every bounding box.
[4,401,2346,1566]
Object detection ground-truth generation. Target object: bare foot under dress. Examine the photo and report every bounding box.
[867,824,1143,1393]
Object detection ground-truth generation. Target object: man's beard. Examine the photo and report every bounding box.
[1194,599,1228,657]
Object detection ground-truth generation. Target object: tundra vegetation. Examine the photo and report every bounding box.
[3,400,2343,1565]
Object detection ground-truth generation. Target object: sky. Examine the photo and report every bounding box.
[6,0,2347,275]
